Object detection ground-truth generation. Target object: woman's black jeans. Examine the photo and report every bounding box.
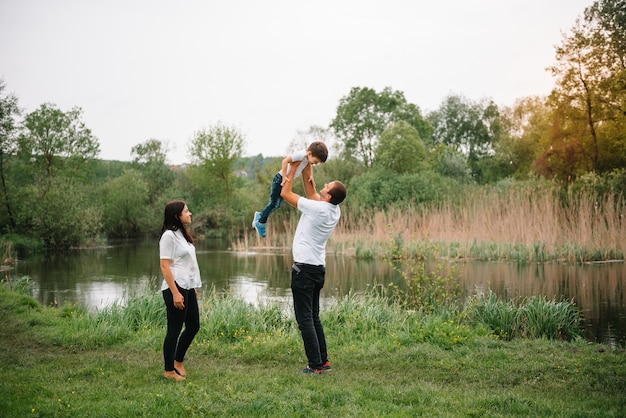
[162,284,200,371]
[291,262,328,370]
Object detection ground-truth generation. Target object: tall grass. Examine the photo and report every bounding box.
[19,282,579,351]
[464,290,582,341]
[239,184,625,262]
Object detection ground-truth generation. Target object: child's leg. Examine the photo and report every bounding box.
[258,172,284,223]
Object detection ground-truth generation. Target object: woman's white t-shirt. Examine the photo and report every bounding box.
[159,229,202,291]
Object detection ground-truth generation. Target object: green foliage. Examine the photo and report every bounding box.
[497,96,549,180]
[5,275,35,295]
[314,157,366,189]
[384,237,461,313]
[19,103,100,177]
[0,79,22,232]
[375,120,428,173]
[465,290,582,341]
[427,94,503,182]
[131,138,176,204]
[100,169,151,238]
[348,168,464,209]
[23,176,103,249]
[568,168,626,198]
[430,143,473,182]
[188,122,246,200]
[331,86,431,166]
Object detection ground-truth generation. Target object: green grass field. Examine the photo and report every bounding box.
[1,285,624,417]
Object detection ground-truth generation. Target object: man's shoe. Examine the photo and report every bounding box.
[302,366,324,375]
[252,212,266,238]
[322,361,332,371]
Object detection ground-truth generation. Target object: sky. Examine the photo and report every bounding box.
[1,0,593,165]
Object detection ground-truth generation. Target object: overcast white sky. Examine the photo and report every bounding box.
[1,0,592,164]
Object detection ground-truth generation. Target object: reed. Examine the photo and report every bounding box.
[328,186,624,262]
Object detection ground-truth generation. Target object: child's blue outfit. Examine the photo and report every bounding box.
[253,149,310,237]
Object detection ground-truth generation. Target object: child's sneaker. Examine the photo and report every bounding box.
[252,212,266,238]
[322,361,332,371]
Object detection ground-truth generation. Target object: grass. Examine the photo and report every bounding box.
[1,284,625,417]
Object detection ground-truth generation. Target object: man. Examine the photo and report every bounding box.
[280,162,347,374]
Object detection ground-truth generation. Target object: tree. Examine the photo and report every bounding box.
[19,103,100,178]
[495,96,551,180]
[100,169,151,238]
[330,87,431,167]
[26,176,103,248]
[430,143,472,182]
[131,138,175,204]
[542,0,626,179]
[375,121,428,174]
[188,123,245,200]
[0,79,22,231]
[427,94,503,182]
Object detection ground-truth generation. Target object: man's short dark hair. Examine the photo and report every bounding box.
[328,181,346,205]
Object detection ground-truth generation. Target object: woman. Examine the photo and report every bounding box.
[159,200,202,381]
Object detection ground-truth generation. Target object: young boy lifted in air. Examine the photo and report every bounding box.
[252,141,328,238]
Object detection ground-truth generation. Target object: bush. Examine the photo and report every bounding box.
[384,237,461,313]
[347,169,464,210]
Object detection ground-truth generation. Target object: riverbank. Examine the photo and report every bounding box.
[1,286,624,417]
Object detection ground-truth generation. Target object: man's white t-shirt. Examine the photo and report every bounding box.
[293,197,341,266]
[159,229,202,291]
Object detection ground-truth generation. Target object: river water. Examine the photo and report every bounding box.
[11,239,626,347]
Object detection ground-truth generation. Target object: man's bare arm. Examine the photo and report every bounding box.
[301,164,320,201]
[280,168,300,208]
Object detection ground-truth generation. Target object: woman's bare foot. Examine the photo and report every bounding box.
[163,370,185,381]
[174,361,186,377]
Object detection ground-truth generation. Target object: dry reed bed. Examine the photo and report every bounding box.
[236,188,625,262]
[334,189,625,261]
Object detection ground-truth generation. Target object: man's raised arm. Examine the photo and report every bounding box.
[301,164,320,201]
[280,169,300,208]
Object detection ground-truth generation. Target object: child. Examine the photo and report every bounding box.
[252,141,328,238]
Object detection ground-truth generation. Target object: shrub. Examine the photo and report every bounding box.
[384,236,461,313]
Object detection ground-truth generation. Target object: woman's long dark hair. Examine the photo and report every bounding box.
[160,200,194,244]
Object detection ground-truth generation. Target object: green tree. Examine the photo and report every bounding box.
[427,94,503,182]
[19,103,100,178]
[25,177,103,248]
[429,143,472,183]
[131,138,175,204]
[330,87,431,167]
[100,170,151,238]
[188,123,245,200]
[375,121,428,174]
[0,79,22,232]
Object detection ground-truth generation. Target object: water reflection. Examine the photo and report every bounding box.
[12,240,625,347]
